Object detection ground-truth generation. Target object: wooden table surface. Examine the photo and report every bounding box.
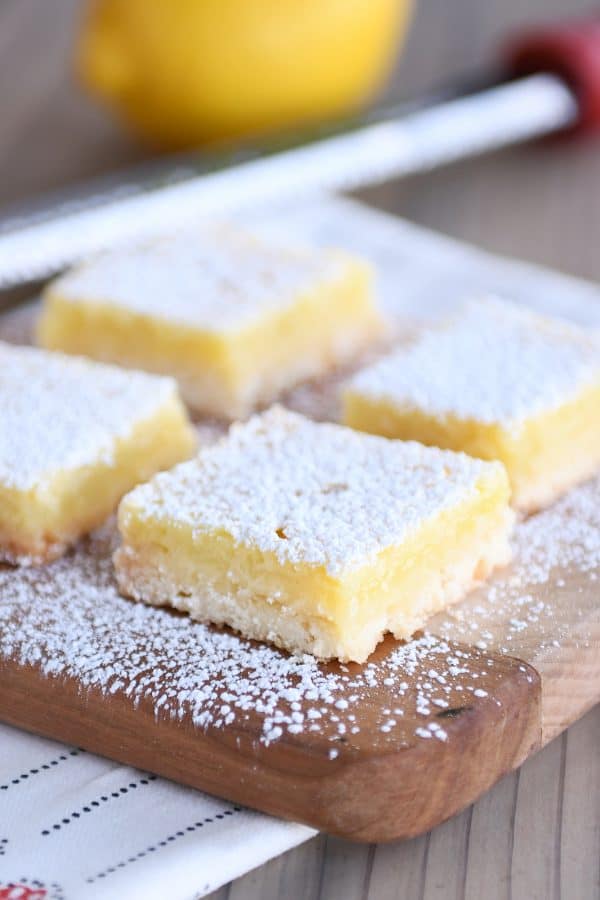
[1,1,599,898]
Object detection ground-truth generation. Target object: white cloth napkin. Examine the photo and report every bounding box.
[0,723,313,900]
[1,196,599,900]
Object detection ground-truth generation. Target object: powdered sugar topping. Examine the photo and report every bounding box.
[347,296,600,427]
[120,407,505,575]
[0,342,178,489]
[48,223,352,333]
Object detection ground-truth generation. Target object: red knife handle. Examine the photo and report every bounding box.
[505,17,600,132]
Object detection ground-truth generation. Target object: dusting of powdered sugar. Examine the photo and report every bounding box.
[47,223,356,333]
[346,296,600,428]
[430,475,600,654]
[0,522,509,747]
[0,342,180,490]
[119,406,506,576]
[0,424,598,749]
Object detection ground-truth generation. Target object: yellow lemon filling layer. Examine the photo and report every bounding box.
[116,468,511,663]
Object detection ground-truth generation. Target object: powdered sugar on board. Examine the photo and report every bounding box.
[0,521,515,750]
[2,472,599,749]
[428,475,600,657]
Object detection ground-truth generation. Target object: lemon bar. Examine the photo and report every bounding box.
[343,297,600,512]
[115,406,513,662]
[38,224,381,419]
[0,342,196,565]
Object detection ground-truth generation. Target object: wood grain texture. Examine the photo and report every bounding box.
[0,639,540,843]
[1,0,599,897]
[219,715,599,900]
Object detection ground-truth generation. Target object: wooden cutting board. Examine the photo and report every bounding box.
[0,233,598,843]
[0,454,598,843]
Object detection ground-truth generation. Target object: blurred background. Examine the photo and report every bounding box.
[0,0,599,279]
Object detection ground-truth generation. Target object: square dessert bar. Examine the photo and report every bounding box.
[115,407,513,662]
[38,223,382,419]
[343,297,600,512]
[0,342,196,565]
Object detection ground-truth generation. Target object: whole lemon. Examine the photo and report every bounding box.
[78,0,413,149]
